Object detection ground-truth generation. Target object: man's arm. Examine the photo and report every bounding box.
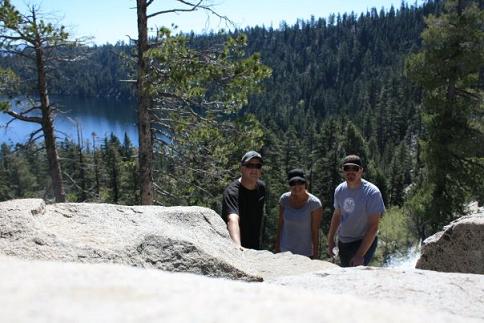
[350,213,380,266]
[275,205,284,253]
[327,208,341,256]
[311,207,322,259]
[227,213,242,247]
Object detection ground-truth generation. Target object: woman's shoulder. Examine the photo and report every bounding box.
[279,191,291,204]
[307,193,322,207]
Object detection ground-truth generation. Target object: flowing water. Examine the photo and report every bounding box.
[383,243,421,269]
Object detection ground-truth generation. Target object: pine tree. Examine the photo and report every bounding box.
[405,0,484,234]
[0,1,86,202]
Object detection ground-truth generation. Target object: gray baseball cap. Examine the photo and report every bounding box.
[241,151,263,165]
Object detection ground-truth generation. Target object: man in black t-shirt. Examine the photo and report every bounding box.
[222,151,266,249]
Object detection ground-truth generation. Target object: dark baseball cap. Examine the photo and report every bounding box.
[241,151,263,165]
[342,155,362,168]
[287,168,306,184]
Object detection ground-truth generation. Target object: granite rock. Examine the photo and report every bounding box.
[0,199,335,281]
[1,256,481,323]
[416,207,484,274]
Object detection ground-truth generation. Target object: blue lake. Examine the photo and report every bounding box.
[0,96,138,146]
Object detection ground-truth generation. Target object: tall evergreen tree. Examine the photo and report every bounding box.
[0,0,86,201]
[134,0,270,205]
[405,0,484,234]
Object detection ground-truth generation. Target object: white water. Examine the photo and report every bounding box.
[384,244,421,269]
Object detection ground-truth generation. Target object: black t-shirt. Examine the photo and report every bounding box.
[222,179,266,249]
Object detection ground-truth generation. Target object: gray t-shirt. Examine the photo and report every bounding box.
[279,192,322,256]
[333,179,385,243]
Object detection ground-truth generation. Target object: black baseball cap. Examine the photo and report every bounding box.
[287,168,306,184]
[342,155,362,168]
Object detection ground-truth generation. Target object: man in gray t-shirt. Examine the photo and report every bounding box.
[327,155,385,267]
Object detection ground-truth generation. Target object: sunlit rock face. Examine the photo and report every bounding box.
[267,266,484,321]
[416,207,484,274]
[1,256,482,323]
[0,199,335,281]
[1,199,483,323]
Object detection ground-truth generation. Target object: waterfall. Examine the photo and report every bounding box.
[383,243,421,269]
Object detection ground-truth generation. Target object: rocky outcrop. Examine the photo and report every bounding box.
[416,207,484,274]
[1,199,484,323]
[0,199,335,281]
[268,266,484,321]
[1,256,482,323]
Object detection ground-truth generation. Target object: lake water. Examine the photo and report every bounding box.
[0,96,138,146]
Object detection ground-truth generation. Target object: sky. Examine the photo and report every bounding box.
[10,0,416,45]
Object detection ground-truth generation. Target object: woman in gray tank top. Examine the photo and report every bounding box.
[275,169,322,258]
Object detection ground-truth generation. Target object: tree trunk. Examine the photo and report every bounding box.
[34,22,65,203]
[137,0,154,205]
[480,0,484,92]
[77,126,87,202]
[92,134,100,197]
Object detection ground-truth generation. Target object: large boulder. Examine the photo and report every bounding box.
[0,199,335,281]
[2,199,483,322]
[1,256,481,323]
[416,207,484,274]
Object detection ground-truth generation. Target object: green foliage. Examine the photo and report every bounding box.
[0,1,70,50]
[3,1,474,257]
[0,67,19,112]
[154,114,265,209]
[405,0,484,236]
[372,207,419,265]
[0,67,18,96]
[146,32,271,113]
[144,28,270,206]
[0,135,140,204]
[0,143,41,199]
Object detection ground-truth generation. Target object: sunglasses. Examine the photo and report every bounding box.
[343,165,361,172]
[289,180,305,186]
[244,163,262,169]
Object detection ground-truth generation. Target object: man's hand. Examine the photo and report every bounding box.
[350,255,364,266]
[327,240,336,257]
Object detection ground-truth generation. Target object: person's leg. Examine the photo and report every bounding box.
[337,240,361,267]
[363,236,378,265]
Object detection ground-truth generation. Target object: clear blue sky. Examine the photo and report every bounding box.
[11,0,417,44]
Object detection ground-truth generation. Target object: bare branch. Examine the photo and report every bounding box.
[5,111,42,124]
[0,34,26,41]
[146,0,233,28]
[17,105,42,115]
[0,48,36,60]
[147,0,203,18]
[26,129,44,146]
[455,88,481,100]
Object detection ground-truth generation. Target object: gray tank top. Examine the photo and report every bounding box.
[279,192,322,256]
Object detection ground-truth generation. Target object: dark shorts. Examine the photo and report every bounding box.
[338,236,378,267]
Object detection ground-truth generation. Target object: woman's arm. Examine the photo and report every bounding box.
[311,207,322,259]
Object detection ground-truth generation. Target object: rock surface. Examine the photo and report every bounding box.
[0,199,335,281]
[416,207,484,274]
[1,256,481,323]
[268,266,484,321]
[2,199,484,322]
